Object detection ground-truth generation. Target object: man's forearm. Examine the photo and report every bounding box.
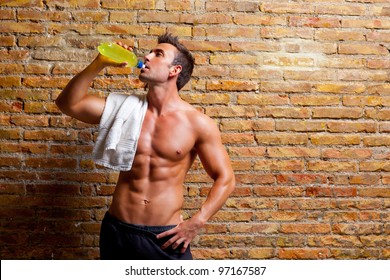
[193,176,235,226]
[55,56,109,124]
[56,57,104,113]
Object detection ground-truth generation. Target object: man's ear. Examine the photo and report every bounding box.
[169,65,182,77]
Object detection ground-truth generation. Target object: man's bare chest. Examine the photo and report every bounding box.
[136,112,197,161]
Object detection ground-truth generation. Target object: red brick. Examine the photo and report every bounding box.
[276,120,326,132]
[235,174,275,185]
[0,10,15,19]
[234,14,285,26]
[18,10,71,21]
[248,248,275,259]
[221,119,274,131]
[316,5,365,16]
[322,149,372,159]
[25,157,77,169]
[221,133,254,145]
[310,134,361,146]
[280,223,331,234]
[102,0,154,9]
[342,18,390,29]
[0,156,22,167]
[276,174,327,185]
[256,133,308,145]
[261,3,314,14]
[339,43,389,55]
[254,186,304,197]
[289,16,341,28]
[279,248,331,259]
[0,22,45,33]
[308,161,357,172]
[228,146,266,157]
[254,159,304,171]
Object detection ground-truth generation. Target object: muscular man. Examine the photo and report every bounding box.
[55,34,235,260]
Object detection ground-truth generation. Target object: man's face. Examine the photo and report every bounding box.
[139,43,178,86]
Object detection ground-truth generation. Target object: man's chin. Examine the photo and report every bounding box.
[138,74,147,82]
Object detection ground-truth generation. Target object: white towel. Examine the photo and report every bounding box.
[93,92,148,171]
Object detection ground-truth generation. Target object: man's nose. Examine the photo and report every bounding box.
[144,53,153,61]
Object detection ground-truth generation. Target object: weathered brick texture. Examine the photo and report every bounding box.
[1,0,389,259]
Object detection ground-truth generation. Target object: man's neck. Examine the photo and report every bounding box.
[146,84,181,116]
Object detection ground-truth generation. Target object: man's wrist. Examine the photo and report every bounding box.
[191,213,207,228]
[92,55,107,71]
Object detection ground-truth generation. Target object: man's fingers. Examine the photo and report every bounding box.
[161,237,186,251]
[156,223,190,253]
[109,61,128,68]
[161,237,175,250]
[115,41,133,51]
[156,227,176,239]
[180,242,189,254]
[158,229,183,250]
[97,54,128,68]
[171,237,186,250]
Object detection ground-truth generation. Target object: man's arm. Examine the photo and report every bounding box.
[157,115,235,253]
[56,49,128,124]
[191,117,235,224]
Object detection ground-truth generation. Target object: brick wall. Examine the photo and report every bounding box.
[1,0,389,260]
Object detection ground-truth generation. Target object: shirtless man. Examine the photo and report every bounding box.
[55,34,235,260]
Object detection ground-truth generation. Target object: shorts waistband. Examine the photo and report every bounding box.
[103,212,176,236]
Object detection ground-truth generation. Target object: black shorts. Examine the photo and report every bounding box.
[99,212,193,260]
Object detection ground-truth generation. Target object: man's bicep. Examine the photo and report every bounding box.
[196,124,233,179]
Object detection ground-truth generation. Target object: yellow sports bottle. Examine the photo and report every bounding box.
[97,42,145,68]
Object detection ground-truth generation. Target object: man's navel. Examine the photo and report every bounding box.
[137,199,150,205]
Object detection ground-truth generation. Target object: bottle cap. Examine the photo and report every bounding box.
[137,61,145,69]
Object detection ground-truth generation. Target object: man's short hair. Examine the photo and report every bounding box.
[158,33,194,90]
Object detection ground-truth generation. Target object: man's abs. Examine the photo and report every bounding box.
[108,172,185,226]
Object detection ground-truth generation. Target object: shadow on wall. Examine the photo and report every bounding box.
[1,172,113,259]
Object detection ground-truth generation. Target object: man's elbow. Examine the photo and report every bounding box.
[55,95,65,112]
[225,173,236,196]
[55,95,72,116]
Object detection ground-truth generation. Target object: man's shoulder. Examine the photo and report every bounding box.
[180,107,220,140]
[182,106,212,123]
